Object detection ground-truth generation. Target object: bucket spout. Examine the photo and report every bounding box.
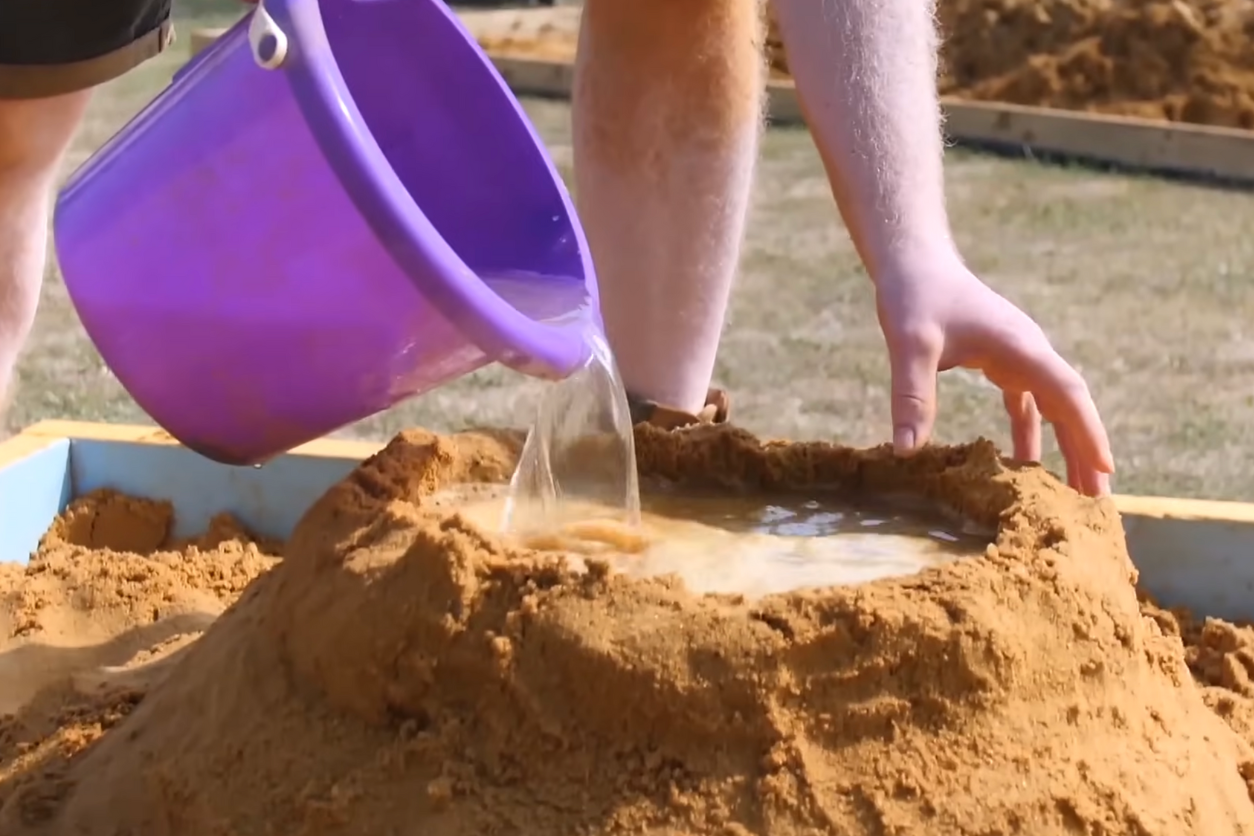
[479,269,600,381]
[304,0,600,379]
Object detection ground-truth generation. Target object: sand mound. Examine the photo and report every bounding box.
[933,0,1254,128]
[0,494,278,825]
[3,426,1254,834]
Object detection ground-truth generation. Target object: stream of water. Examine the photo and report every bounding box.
[503,326,640,534]
[490,324,990,598]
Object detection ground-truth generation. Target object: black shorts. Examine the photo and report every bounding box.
[0,0,174,100]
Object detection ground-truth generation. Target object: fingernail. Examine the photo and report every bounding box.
[893,427,916,454]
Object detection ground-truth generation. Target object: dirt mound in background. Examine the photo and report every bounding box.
[936,0,1254,127]
[4,427,1254,834]
[770,0,1254,128]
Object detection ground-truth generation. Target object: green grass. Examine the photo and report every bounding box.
[12,8,1254,500]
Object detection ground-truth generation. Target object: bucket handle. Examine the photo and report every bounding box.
[171,2,288,85]
[248,1,290,70]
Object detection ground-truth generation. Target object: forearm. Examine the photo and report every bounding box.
[771,0,956,278]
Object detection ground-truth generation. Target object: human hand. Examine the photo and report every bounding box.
[873,252,1114,497]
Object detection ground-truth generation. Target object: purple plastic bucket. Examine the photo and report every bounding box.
[54,0,597,465]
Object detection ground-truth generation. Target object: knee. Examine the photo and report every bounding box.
[583,0,761,59]
[0,91,90,176]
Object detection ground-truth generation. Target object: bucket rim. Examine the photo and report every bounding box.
[272,0,599,378]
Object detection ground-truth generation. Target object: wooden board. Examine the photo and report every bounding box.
[489,53,1254,188]
[939,99,1254,186]
[457,6,581,40]
[182,11,1254,186]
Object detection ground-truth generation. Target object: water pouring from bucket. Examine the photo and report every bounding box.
[53,0,598,466]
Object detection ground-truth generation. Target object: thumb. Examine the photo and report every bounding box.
[887,330,941,454]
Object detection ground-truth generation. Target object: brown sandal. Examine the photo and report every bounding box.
[626,388,731,430]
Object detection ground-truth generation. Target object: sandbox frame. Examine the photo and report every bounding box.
[2,420,1253,623]
[486,54,1254,189]
[188,10,1254,188]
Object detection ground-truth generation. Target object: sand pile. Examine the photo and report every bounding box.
[0,493,279,824]
[3,426,1254,834]
[478,1,1254,128]
[933,0,1254,127]
[772,0,1254,128]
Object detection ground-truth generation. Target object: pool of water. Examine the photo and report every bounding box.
[432,484,993,598]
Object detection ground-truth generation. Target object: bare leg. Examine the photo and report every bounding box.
[572,0,763,414]
[0,92,91,405]
[0,90,91,406]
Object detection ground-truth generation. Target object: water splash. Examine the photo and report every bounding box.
[504,326,640,534]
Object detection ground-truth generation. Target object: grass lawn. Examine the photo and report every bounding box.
[11,2,1254,500]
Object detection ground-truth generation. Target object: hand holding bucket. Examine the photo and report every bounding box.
[54,0,597,465]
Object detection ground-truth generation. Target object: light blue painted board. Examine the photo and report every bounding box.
[69,440,361,542]
[1123,514,1254,624]
[0,440,73,564]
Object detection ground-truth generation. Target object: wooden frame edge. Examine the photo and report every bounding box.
[181,23,1254,185]
[0,431,62,469]
[16,420,385,462]
[1111,494,1254,524]
[486,53,1254,187]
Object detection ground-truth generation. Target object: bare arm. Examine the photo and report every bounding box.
[770,0,955,278]
[772,0,1115,491]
